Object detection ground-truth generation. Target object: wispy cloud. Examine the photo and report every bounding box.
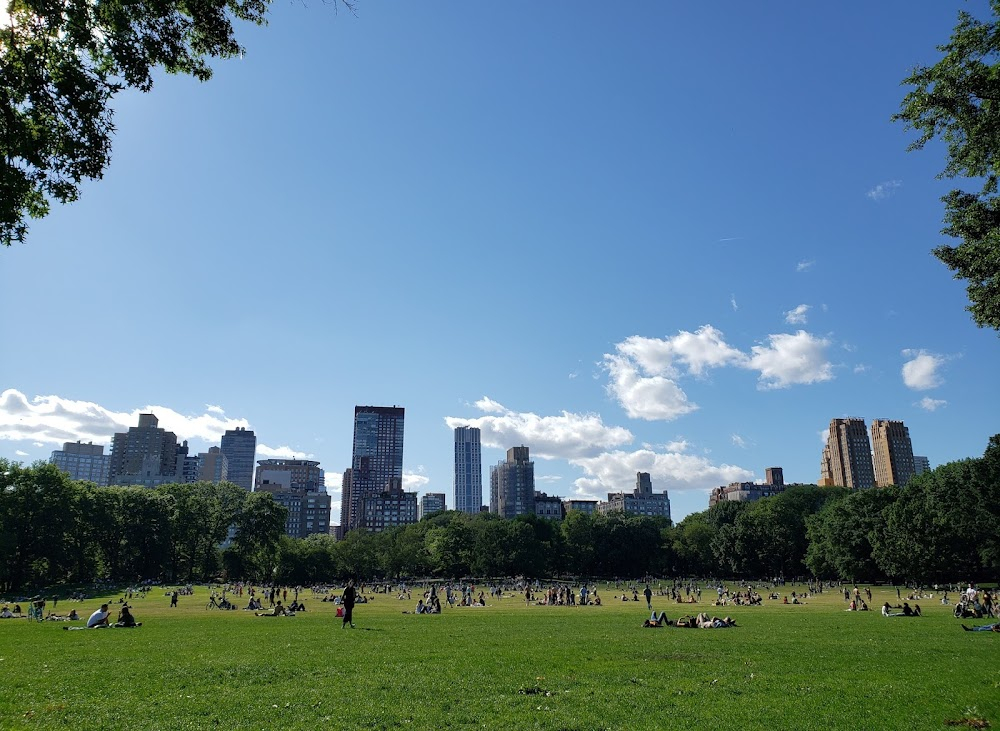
[257,444,313,460]
[14,450,28,457]
[796,260,815,273]
[867,180,902,201]
[916,397,947,412]
[731,434,748,449]
[784,304,810,325]
[730,294,738,312]
[853,363,870,374]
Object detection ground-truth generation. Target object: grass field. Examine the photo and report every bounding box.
[0,583,997,730]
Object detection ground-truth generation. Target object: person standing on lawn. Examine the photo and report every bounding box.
[644,584,653,610]
[342,579,356,629]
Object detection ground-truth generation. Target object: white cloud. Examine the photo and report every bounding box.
[730,294,738,312]
[731,434,748,449]
[901,349,946,390]
[916,397,947,412]
[473,397,506,414]
[820,428,830,445]
[867,180,902,201]
[853,363,870,374]
[784,304,810,325]
[796,260,815,272]
[571,446,752,499]
[747,331,834,389]
[403,472,430,491]
[616,327,746,378]
[445,399,633,460]
[536,475,563,483]
[205,404,225,415]
[0,389,251,447]
[257,444,314,460]
[603,355,698,421]
[15,450,29,457]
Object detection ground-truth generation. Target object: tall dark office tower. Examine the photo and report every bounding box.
[490,446,535,519]
[221,427,256,491]
[108,413,178,486]
[454,426,483,514]
[347,406,405,532]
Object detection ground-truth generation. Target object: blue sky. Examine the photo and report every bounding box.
[1,0,997,522]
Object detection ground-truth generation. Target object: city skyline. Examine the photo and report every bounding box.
[1,1,998,522]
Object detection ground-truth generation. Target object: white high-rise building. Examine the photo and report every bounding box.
[454,426,482,514]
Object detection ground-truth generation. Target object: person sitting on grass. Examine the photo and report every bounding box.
[0,606,13,619]
[68,609,79,621]
[962,622,1000,632]
[415,599,426,614]
[255,601,288,617]
[115,605,141,628]
[901,602,921,617]
[87,604,111,628]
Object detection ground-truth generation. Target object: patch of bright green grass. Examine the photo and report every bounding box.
[0,585,996,730]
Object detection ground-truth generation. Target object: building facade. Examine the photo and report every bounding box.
[362,491,418,532]
[50,441,110,485]
[419,492,447,520]
[454,426,483,514]
[534,491,564,520]
[564,500,599,515]
[913,455,931,475]
[598,472,671,521]
[490,446,535,519]
[342,406,405,533]
[820,418,875,489]
[254,458,329,538]
[197,446,229,483]
[108,413,178,487]
[871,419,916,487]
[220,427,256,491]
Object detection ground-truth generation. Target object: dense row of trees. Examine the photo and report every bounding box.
[0,462,287,591]
[2,435,998,591]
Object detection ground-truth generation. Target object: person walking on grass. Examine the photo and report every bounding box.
[342,579,356,629]
[644,584,653,611]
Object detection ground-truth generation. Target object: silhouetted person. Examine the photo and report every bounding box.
[342,579,356,629]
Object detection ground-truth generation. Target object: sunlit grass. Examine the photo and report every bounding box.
[0,584,996,730]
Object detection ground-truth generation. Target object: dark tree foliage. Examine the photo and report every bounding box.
[894,1,1000,331]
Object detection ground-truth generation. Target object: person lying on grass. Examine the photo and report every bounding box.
[643,611,672,628]
[961,623,1000,632]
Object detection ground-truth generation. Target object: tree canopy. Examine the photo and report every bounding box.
[894,0,1000,332]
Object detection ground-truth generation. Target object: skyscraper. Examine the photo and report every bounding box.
[454,426,482,514]
[220,427,256,491]
[345,406,405,533]
[490,446,535,519]
[871,419,916,487]
[820,418,875,489]
[50,441,110,486]
[108,413,178,487]
[913,455,931,475]
[197,446,229,483]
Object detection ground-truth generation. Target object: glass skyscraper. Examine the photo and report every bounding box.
[343,405,405,532]
[220,427,256,491]
[453,426,482,513]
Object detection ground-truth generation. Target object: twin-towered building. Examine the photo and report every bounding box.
[820,417,922,488]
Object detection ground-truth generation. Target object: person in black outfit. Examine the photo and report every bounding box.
[342,579,356,629]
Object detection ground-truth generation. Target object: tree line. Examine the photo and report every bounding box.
[2,435,997,591]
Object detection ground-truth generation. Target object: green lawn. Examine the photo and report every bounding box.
[0,584,996,730]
